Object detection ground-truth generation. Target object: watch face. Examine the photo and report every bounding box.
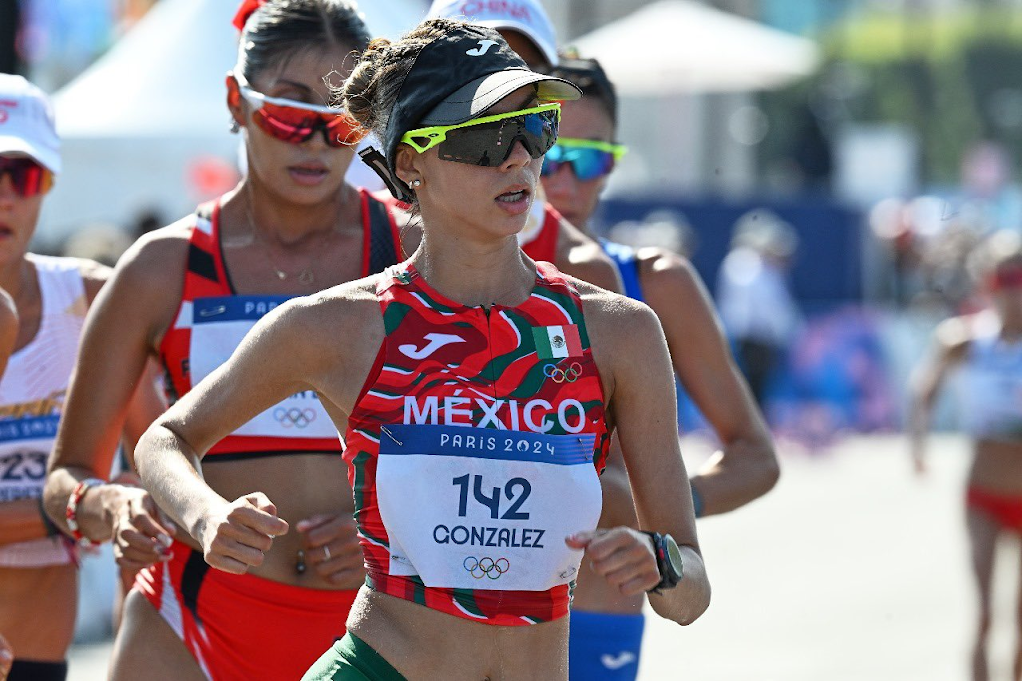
[665,536,684,580]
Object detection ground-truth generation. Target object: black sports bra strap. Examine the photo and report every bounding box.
[366,194,401,275]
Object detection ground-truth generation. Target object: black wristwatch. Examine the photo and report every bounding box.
[645,531,684,594]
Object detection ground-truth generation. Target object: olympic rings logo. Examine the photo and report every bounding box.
[463,556,510,580]
[272,407,316,428]
[543,362,582,384]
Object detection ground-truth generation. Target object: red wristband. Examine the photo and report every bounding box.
[65,478,105,545]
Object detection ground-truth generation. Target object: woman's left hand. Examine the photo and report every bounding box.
[296,513,365,587]
[566,528,660,596]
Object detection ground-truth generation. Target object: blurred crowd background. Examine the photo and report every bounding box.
[4,0,1019,454]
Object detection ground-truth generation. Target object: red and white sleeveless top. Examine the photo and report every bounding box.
[159,189,401,459]
[344,261,610,625]
[0,255,87,567]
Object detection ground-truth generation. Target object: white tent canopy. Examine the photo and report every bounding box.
[52,0,424,139]
[572,0,820,95]
[39,0,425,240]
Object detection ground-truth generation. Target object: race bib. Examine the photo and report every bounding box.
[376,424,602,591]
[0,415,57,503]
[189,296,337,439]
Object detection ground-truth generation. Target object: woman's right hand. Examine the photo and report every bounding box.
[110,482,177,572]
[197,492,289,574]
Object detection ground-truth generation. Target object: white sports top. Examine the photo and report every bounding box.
[959,325,1022,441]
[0,255,87,568]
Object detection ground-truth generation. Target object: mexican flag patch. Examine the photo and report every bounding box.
[532,325,583,359]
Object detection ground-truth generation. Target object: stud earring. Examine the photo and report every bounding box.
[410,179,422,188]
[229,119,240,133]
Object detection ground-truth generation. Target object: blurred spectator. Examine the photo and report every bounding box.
[953,141,1022,237]
[717,209,803,406]
[607,208,696,259]
[130,208,163,241]
[61,222,132,267]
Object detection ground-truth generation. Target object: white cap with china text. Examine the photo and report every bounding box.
[427,0,559,67]
[0,74,61,174]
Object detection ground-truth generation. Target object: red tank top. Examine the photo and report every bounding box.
[159,188,402,458]
[520,204,561,264]
[344,260,610,625]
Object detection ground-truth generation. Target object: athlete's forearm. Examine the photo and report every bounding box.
[646,545,710,625]
[135,424,225,544]
[0,498,55,546]
[690,435,779,517]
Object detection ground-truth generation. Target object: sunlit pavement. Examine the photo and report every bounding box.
[69,434,1014,680]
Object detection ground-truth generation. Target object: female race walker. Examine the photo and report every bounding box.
[134,20,710,681]
[43,2,401,679]
[536,57,777,680]
[910,230,1022,681]
[0,74,142,681]
[385,0,622,295]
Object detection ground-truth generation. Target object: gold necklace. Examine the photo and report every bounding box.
[243,203,325,287]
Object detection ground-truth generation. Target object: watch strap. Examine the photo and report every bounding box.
[643,531,679,594]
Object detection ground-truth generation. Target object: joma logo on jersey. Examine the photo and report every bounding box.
[399,333,464,360]
[403,395,586,434]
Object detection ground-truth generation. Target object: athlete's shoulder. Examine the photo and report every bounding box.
[262,275,385,369]
[575,276,664,392]
[99,215,194,310]
[307,274,382,309]
[122,214,194,268]
[572,275,657,325]
[293,274,385,330]
[634,246,709,300]
[634,246,690,274]
[552,217,622,293]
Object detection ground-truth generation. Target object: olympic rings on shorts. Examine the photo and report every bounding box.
[463,556,510,579]
[543,362,583,384]
[272,407,316,428]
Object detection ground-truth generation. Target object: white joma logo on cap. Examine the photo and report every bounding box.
[466,40,499,57]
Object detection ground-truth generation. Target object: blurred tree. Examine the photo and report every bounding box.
[761,4,1022,188]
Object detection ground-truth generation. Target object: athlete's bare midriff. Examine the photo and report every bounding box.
[188,452,360,589]
[0,564,76,661]
[347,587,570,681]
[970,438,1022,493]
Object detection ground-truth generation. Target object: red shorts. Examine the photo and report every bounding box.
[134,539,359,681]
[967,486,1022,533]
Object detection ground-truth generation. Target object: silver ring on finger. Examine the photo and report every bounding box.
[323,545,331,561]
